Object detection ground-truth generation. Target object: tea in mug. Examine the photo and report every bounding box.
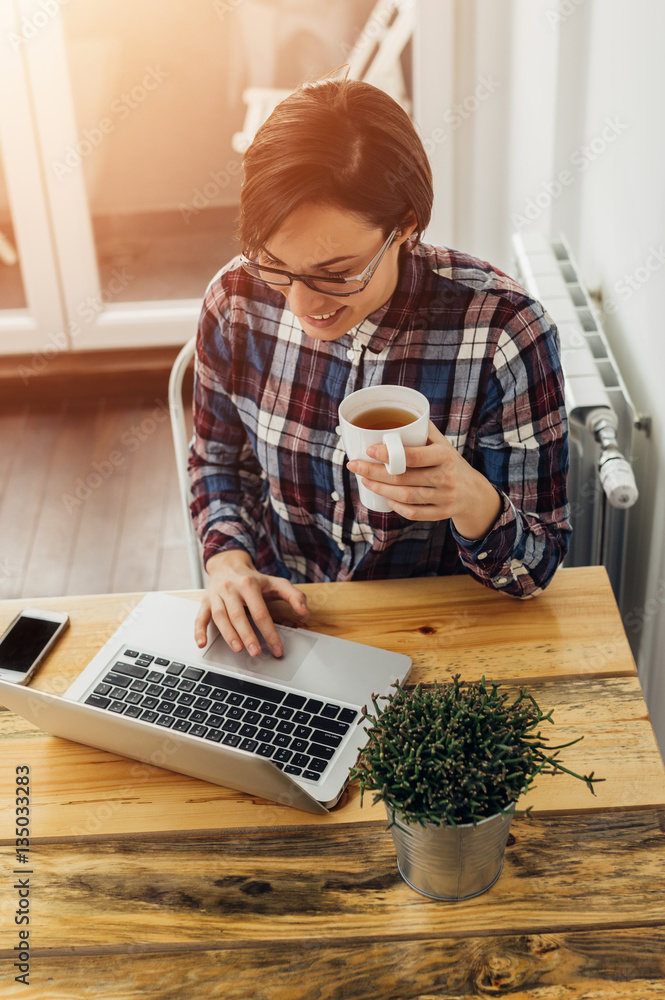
[350,406,419,431]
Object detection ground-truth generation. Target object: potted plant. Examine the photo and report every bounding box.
[350,675,603,900]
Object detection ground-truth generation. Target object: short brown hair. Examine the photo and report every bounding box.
[237,78,433,255]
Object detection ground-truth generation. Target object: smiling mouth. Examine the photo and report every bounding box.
[309,311,338,320]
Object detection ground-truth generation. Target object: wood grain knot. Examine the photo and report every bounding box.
[419,626,436,634]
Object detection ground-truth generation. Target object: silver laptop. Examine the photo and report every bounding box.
[0,593,411,814]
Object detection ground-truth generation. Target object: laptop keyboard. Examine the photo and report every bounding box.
[83,648,359,783]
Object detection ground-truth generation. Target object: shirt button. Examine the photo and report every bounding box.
[478,552,488,560]
[331,491,340,502]
[335,425,341,435]
[346,348,355,361]
[496,577,508,585]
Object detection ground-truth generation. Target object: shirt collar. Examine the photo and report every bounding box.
[346,247,424,354]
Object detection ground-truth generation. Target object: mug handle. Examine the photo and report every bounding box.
[382,432,406,476]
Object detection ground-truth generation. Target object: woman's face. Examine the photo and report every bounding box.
[260,202,413,341]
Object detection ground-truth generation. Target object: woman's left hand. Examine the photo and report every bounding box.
[346,420,503,540]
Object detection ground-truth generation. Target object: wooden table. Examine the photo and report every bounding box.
[1,566,665,998]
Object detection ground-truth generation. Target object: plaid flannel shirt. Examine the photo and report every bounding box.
[189,241,571,598]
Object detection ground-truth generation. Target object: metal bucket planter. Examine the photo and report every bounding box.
[386,803,515,900]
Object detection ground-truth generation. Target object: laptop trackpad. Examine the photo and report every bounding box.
[202,625,317,682]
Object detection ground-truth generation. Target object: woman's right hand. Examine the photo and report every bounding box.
[194,549,309,658]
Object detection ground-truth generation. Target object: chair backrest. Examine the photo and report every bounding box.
[231,0,414,153]
[168,336,205,589]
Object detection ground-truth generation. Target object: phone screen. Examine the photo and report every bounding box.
[0,616,62,675]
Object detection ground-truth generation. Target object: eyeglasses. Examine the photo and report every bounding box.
[239,227,399,297]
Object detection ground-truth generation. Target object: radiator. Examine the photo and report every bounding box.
[512,231,644,607]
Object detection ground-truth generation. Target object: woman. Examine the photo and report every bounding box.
[189,77,571,658]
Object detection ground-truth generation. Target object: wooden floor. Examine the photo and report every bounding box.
[0,394,193,601]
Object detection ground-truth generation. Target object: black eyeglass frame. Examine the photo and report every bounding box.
[239,227,400,297]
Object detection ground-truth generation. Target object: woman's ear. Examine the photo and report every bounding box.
[396,213,419,244]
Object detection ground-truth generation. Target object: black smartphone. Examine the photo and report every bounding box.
[0,608,70,685]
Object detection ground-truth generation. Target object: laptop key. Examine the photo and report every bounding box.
[125,705,142,718]
[239,738,259,753]
[161,689,178,701]
[190,711,207,724]
[205,729,224,743]
[321,704,340,719]
[173,719,191,732]
[275,706,293,720]
[138,654,154,663]
[142,697,159,710]
[226,706,244,720]
[239,723,258,738]
[210,701,227,714]
[307,756,329,772]
[104,672,131,688]
[124,649,139,658]
[177,693,195,706]
[259,701,278,715]
[222,719,241,734]
[110,686,128,700]
[226,692,244,706]
[156,715,175,728]
[141,710,159,723]
[292,711,311,726]
[112,661,149,680]
[276,720,294,735]
[273,748,292,764]
[125,692,143,705]
[309,742,335,761]
[257,728,276,742]
[284,765,302,776]
[136,659,154,669]
[257,743,274,758]
[189,724,207,738]
[130,679,147,692]
[194,684,212,697]
[243,711,261,726]
[146,683,164,697]
[194,697,212,710]
[338,708,358,724]
[260,716,278,730]
[166,662,185,675]
[311,716,349,737]
[183,666,205,680]
[177,679,196,692]
[290,738,309,754]
[207,715,224,729]
[85,693,111,710]
[293,725,313,740]
[109,701,126,714]
[173,706,191,719]
[162,675,179,688]
[222,733,241,747]
[273,733,291,748]
[147,671,163,683]
[157,700,175,714]
[243,697,261,711]
[94,683,111,696]
[304,699,323,714]
[155,657,169,666]
[303,770,322,781]
[283,693,306,709]
[291,753,310,769]
[311,729,342,748]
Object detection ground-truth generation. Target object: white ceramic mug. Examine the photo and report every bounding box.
[338,385,430,512]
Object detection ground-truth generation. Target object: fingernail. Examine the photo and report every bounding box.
[270,644,283,658]
[231,639,242,652]
[249,642,260,656]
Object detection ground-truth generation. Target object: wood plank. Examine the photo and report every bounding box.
[66,397,146,597]
[0,811,663,950]
[0,402,65,599]
[21,399,102,598]
[1,672,663,839]
[3,928,663,999]
[154,465,194,591]
[110,396,176,593]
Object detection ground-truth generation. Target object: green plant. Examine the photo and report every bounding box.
[350,675,603,828]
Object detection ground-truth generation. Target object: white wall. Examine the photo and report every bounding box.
[415,0,665,756]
